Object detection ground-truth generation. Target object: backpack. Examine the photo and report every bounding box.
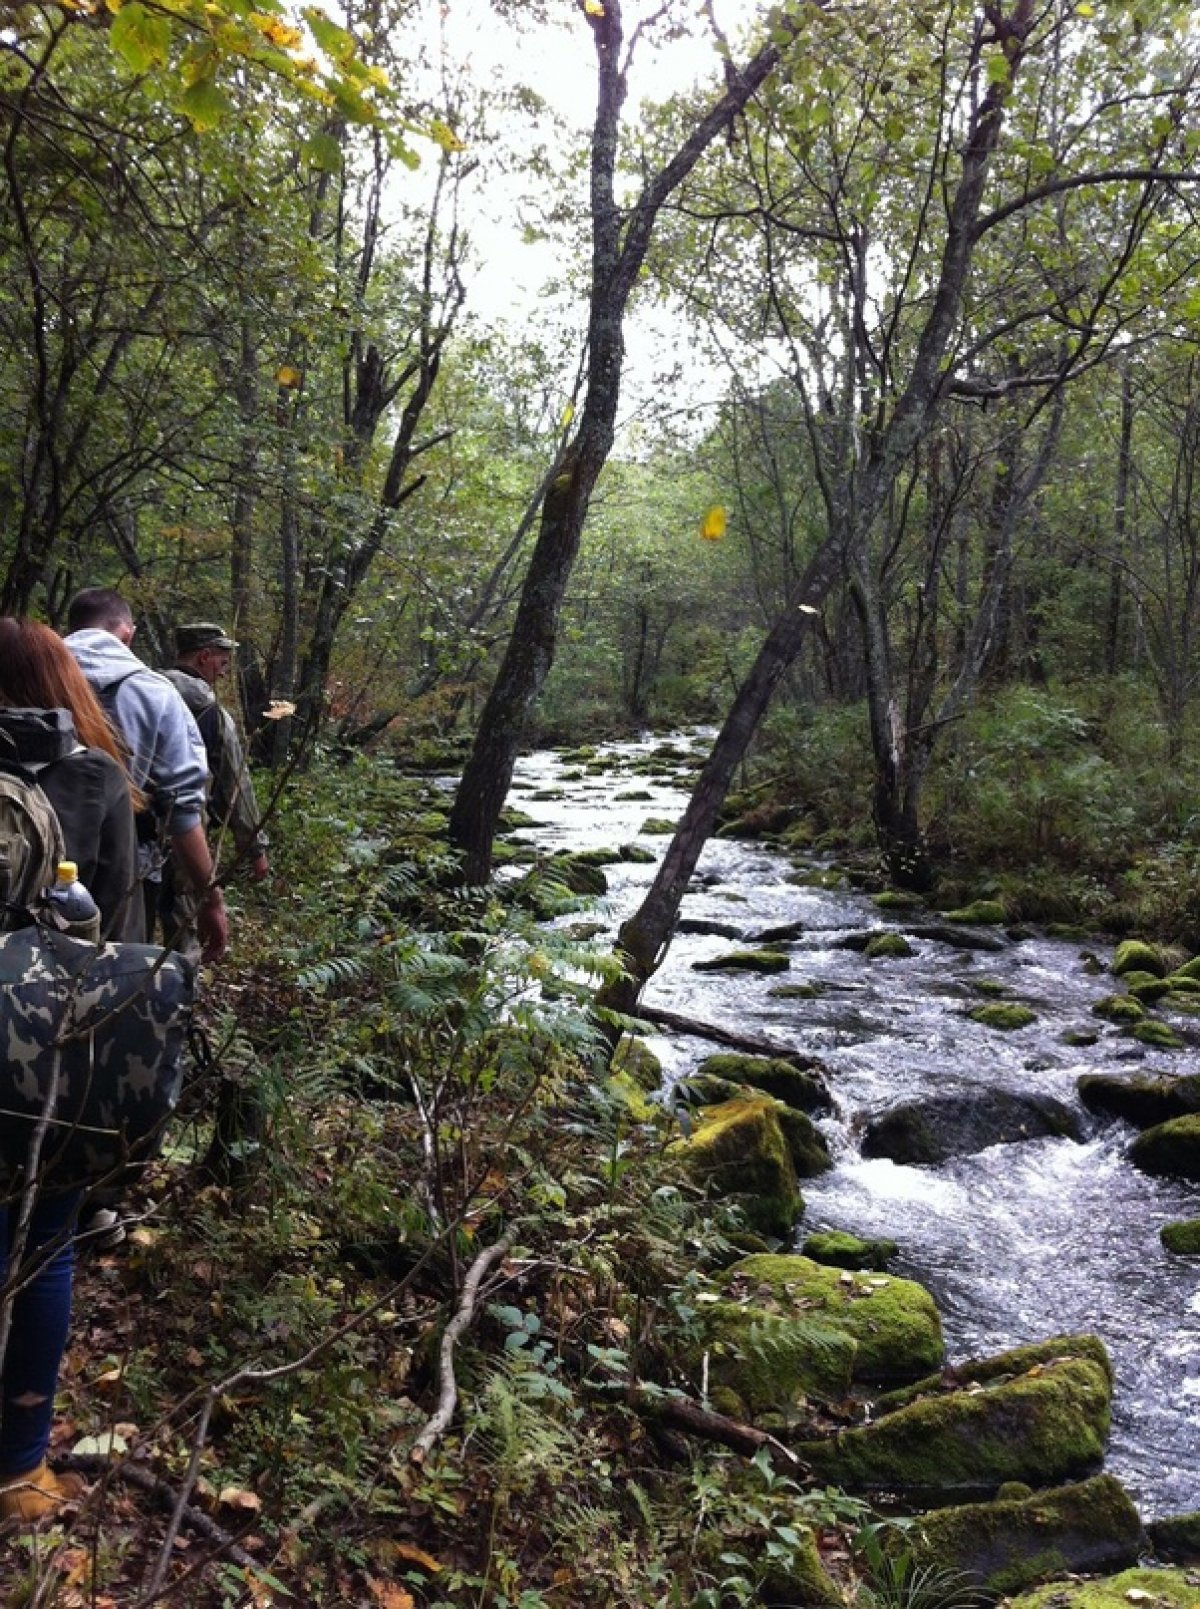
[0,759,66,930]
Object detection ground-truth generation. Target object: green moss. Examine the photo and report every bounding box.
[1112,938,1167,978]
[774,1106,832,1178]
[944,899,1008,925]
[969,1003,1038,1030]
[873,890,925,910]
[675,1097,801,1237]
[695,1054,829,1113]
[1165,974,1200,994]
[758,1524,844,1606]
[1009,1566,1200,1609]
[865,932,914,959]
[769,982,825,999]
[1147,1510,1200,1562]
[1131,1114,1200,1181]
[972,979,1010,997]
[618,843,656,863]
[801,1230,897,1271]
[797,1357,1111,1497]
[639,817,677,835]
[873,1334,1113,1415]
[1122,970,1174,1002]
[497,807,538,832]
[1129,1020,1184,1049]
[692,949,791,975]
[1063,1030,1100,1046]
[614,789,653,802]
[1092,993,1146,1023]
[571,846,622,866]
[611,1037,662,1092]
[1174,955,1200,981]
[724,1253,943,1384]
[914,1475,1142,1598]
[696,1300,858,1410]
[1160,1218,1200,1254]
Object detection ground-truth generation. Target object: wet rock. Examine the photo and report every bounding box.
[677,918,745,939]
[862,1090,1083,1165]
[944,899,1008,924]
[969,1002,1038,1030]
[774,1107,833,1178]
[695,1054,832,1115]
[1130,1114,1200,1182]
[1146,1510,1200,1562]
[1076,1072,1200,1127]
[1091,993,1145,1023]
[692,949,791,975]
[1122,969,1174,1003]
[871,1334,1113,1416]
[873,889,926,910]
[723,1253,944,1385]
[1006,1565,1199,1609]
[612,1037,662,1092]
[801,1230,897,1271]
[866,933,914,959]
[1112,939,1168,978]
[639,817,676,834]
[570,846,623,866]
[796,1354,1111,1499]
[673,1096,801,1237]
[749,919,809,942]
[911,1474,1142,1598]
[1130,1020,1185,1049]
[618,843,656,863]
[908,923,1008,952]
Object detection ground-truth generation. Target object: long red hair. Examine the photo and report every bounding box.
[0,617,144,805]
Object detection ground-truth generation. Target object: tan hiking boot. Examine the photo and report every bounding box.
[0,1461,86,1522]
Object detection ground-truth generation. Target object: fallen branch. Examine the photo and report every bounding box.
[631,1388,808,1470]
[636,1005,818,1065]
[410,1231,515,1464]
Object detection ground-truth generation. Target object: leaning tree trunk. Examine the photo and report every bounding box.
[594,536,843,1035]
[447,1,786,884]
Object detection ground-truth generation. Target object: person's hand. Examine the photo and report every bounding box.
[249,851,269,883]
[197,888,228,963]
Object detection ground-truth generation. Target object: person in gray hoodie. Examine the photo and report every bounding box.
[64,588,227,963]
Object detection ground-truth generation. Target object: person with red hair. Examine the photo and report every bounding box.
[0,617,141,1521]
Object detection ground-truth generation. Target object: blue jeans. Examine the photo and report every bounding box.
[0,1188,81,1478]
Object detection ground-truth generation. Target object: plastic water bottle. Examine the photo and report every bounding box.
[43,859,101,942]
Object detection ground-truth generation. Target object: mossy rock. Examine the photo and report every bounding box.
[873,890,925,911]
[1092,994,1146,1023]
[530,788,566,802]
[775,1106,833,1178]
[944,899,1008,925]
[615,789,654,802]
[770,982,825,1000]
[1165,974,1200,995]
[912,1474,1142,1598]
[865,932,914,960]
[695,1054,831,1115]
[612,1037,662,1092]
[972,979,1010,998]
[570,846,623,867]
[1129,1020,1185,1049]
[796,1355,1111,1499]
[1077,1072,1200,1128]
[639,817,677,835]
[1146,1511,1200,1562]
[1062,1029,1100,1047]
[1122,970,1175,1003]
[692,949,791,975]
[872,1334,1113,1416]
[1174,956,1200,982]
[497,806,538,833]
[1130,1114,1200,1182]
[618,842,656,864]
[1113,939,1167,978]
[674,1097,801,1237]
[969,1003,1038,1031]
[543,855,608,896]
[1160,1219,1200,1254]
[789,867,846,890]
[558,745,597,762]
[801,1230,897,1271]
[723,1253,943,1385]
[1008,1566,1199,1609]
[694,1300,858,1411]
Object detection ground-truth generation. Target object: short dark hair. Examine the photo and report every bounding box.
[66,587,134,634]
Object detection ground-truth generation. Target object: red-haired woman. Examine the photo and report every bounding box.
[0,617,141,1521]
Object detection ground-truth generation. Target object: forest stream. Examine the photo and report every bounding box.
[508,732,1200,1520]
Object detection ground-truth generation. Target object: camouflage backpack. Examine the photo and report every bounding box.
[0,925,194,1190]
[0,759,65,929]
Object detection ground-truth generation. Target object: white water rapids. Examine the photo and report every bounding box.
[506,734,1200,1519]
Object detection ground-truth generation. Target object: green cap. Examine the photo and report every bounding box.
[176,621,237,653]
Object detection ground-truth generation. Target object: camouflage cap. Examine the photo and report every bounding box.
[176,621,237,653]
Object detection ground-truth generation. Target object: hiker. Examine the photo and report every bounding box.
[161,623,268,958]
[0,619,143,1521]
[63,589,227,964]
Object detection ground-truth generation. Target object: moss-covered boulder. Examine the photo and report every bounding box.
[1160,1219,1200,1254]
[618,843,657,864]
[1130,1115,1200,1182]
[1007,1566,1199,1609]
[693,1300,859,1412]
[969,1003,1038,1030]
[1077,1072,1200,1129]
[1112,939,1167,978]
[865,932,915,959]
[612,1037,662,1092]
[1130,1019,1185,1049]
[1174,955,1200,982]
[774,1106,833,1179]
[674,1097,801,1237]
[1092,993,1146,1023]
[873,890,925,910]
[862,1091,1082,1166]
[945,899,1008,925]
[1122,970,1175,1003]
[796,1355,1111,1499]
[911,1475,1142,1598]
[1146,1510,1200,1562]
[723,1254,943,1385]
[801,1230,897,1271]
[547,854,608,896]
[758,1529,844,1607]
[692,949,791,975]
[871,1334,1113,1416]
[639,817,677,835]
[695,1054,832,1115]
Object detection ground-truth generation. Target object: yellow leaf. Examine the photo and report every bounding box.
[561,401,575,428]
[699,505,727,541]
[1075,1,1094,13]
[253,12,304,48]
[430,118,466,153]
[367,1581,416,1609]
[275,363,302,388]
[392,1541,442,1572]
[584,0,605,14]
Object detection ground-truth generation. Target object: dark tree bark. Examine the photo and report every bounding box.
[447,2,787,884]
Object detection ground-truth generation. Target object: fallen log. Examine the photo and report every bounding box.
[635,1005,822,1068]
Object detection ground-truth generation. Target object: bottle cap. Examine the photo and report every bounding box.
[56,860,79,884]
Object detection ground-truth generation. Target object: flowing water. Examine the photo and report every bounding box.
[507,733,1200,1519]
